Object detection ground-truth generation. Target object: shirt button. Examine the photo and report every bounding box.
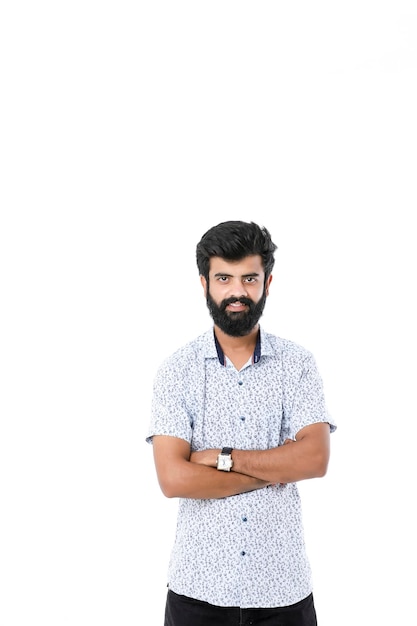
[241,551,246,556]
[242,516,248,522]
[240,416,245,422]
[238,381,243,386]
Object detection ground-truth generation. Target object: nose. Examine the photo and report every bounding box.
[229,279,249,299]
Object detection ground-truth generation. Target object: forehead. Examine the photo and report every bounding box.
[208,255,265,277]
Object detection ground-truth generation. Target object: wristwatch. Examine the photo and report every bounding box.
[217,447,234,471]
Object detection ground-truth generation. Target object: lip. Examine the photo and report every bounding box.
[226,301,247,311]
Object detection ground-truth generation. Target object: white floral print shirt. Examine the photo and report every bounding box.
[146,327,336,608]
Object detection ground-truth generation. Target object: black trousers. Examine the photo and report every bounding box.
[164,589,318,626]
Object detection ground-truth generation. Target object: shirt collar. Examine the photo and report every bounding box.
[210,327,262,366]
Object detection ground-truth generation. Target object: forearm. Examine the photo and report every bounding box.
[158,459,269,499]
[232,441,327,484]
[190,424,330,484]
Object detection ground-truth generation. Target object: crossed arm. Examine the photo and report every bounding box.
[152,422,330,500]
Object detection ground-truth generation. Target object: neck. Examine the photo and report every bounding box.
[214,324,259,352]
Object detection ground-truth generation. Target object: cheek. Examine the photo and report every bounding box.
[207,282,223,299]
[252,284,266,301]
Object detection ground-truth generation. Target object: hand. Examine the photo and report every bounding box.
[190,449,220,468]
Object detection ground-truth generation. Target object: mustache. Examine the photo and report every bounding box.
[221,296,253,310]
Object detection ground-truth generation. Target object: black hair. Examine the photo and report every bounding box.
[196,220,277,281]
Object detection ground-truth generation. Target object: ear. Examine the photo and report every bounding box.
[200,275,207,296]
[265,274,273,296]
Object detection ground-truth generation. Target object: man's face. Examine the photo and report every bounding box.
[201,255,272,337]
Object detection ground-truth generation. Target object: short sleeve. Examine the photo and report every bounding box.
[287,353,336,439]
[145,361,193,444]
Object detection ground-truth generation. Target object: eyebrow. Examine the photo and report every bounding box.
[213,272,261,278]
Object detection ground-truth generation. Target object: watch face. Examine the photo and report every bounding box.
[218,454,232,471]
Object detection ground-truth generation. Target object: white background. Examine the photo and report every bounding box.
[1,1,416,624]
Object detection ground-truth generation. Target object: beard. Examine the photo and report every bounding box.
[206,289,267,337]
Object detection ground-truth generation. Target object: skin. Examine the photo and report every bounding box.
[152,254,331,499]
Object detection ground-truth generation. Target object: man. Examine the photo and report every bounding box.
[146,220,336,626]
